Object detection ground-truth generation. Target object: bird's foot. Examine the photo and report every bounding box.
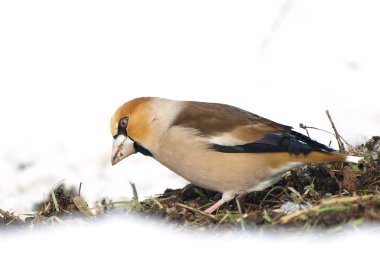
[204,199,226,214]
[204,192,236,214]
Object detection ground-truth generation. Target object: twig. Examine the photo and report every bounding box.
[368,209,380,220]
[51,189,59,212]
[299,122,353,149]
[6,219,15,226]
[236,199,246,231]
[326,110,345,152]
[214,212,231,230]
[299,123,333,136]
[49,216,64,224]
[146,198,164,209]
[369,180,380,187]
[128,181,145,210]
[198,202,213,210]
[320,194,377,205]
[299,123,310,137]
[278,194,378,224]
[259,186,287,209]
[79,182,82,197]
[175,203,215,219]
[129,181,139,201]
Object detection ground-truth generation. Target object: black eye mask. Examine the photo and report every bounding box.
[114,116,129,138]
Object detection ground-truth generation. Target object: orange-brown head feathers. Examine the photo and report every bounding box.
[110,97,153,137]
[110,97,155,165]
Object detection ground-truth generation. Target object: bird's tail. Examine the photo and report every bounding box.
[295,152,364,164]
[345,155,364,164]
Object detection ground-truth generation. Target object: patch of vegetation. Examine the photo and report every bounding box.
[1,136,380,234]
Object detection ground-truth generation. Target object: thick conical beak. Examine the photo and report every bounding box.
[111,135,136,165]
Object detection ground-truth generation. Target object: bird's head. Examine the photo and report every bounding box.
[110,97,155,165]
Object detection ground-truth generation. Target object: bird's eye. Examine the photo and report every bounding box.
[119,117,129,128]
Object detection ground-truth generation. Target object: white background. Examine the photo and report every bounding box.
[0,0,379,250]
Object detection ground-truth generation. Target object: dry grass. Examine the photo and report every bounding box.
[1,137,379,234]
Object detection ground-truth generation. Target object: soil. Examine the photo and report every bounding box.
[1,136,380,233]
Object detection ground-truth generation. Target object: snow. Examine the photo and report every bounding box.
[0,0,380,249]
[2,217,380,252]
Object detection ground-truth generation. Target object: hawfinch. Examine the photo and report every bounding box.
[110,97,362,213]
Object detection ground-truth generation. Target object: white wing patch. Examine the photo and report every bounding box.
[209,134,248,146]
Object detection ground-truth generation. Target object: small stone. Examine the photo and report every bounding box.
[280,201,312,214]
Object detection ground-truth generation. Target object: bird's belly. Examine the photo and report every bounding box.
[155,145,301,193]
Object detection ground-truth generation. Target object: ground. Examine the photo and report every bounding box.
[1,137,379,233]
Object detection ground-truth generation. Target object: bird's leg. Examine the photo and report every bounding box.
[204,192,235,214]
[236,192,248,204]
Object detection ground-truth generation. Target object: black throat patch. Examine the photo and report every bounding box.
[133,142,153,157]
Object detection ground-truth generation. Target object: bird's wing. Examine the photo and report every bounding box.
[172,101,334,155]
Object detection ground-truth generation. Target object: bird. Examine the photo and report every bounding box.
[110,97,362,214]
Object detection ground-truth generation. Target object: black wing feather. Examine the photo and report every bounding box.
[212,131,335,155]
